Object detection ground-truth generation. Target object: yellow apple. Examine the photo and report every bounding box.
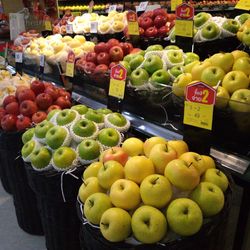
[213,86,230,109]
[168,140,189,157]
[122,137,144,157]
[98,22,111,33]
[231,50,249,62]
[83,162,103,180]
[112,21,125,32]
[62,35,73,43]
[74,35,86,44]
[143,136,167,157]
[82,41,95,52]
[201,155,216,170]
[67,40,82,48]
[172,73,193,97]
[113,13,125,21]
[191,61,212,81]
[207,52,234,73]
[184,60,200,73]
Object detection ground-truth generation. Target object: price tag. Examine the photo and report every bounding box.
[4,42,8,65]
[108,5,117,12]
[44,20,52,31]
[90,21,98,33]
[183,82,216,130]
[66,24,73,34]
[175,19,193,37]
[65,51,75,77]
[40,55,45,67]
[109,64,127,99]
[171,0,183,11]
[137,1,148,12]
[235,0,250,10]
[15,52,23,63]
[127,11,139,36]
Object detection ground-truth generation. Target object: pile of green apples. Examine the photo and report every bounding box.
[78,136,229,244]
[172,50,250,113]
[20,105,130,171]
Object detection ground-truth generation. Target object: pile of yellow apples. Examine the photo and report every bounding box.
[78,136,229,244]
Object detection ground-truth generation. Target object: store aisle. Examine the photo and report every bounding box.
[0,183,46,250]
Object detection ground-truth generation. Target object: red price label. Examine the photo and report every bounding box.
[110,64,127,81]
[186,82,216,105]
[67,51,75,63]
[176,3,194,20]
[127,11,137,22]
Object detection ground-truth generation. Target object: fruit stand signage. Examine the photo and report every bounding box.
[109,64,127,99]
[184,82,216,130]
[171,0,183,11]
[235,0,250,10]
[137,2,148,12]
[65,51,75,77]
[127,11,140,36]
[176,3,194,19]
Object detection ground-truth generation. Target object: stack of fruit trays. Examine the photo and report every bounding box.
[21,105,130,172]
[76,136,232,247]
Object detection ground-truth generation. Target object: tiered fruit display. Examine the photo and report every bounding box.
[21,106,130,171]
[78,136,229,243]
[236,14,250,47]
[0,80,72,131]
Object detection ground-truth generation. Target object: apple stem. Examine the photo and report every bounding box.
[89,200,94,207]
[188,162,193,168]
[111,148,114,153]
[152,177,159,184]
[217,169,221,175]
[82,180,86,186]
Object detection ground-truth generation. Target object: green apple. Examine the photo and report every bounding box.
[56,109,77,126]
[191,61,212,81]
[143,55,163,75]
[78,177,105,203]
[84,192,113,225]
[165,45,180,50]
[83,162,103,180]
[184,60,200,73]
[238,13,250,25]
[184,52,200,65]
[166,50,184,65]
[97,128,120,147]
[172,73,192,97]
[106,112,127,127]
[131,205,167,244]
[96,108,112,115]
[231,50,249,62]
[124,54,134,63]
[166,198,203,236]
[165,159,200,191]
[151,69,171,86]
[140,174,172,208]
[22,128,34,144]
[143,136,167,157]
[119,61,131,76]
[110,179,141,210]
[145,44,163,52]
[222,70,249,94]
[233,57,250,76]
[21,140,40,159]
[169,65,184,79]
[149,143,177,174]
[47,109,60,121]
[30,146,51,170]
[45,126,69,150]
[130,68,149,86]
[78,139,102,161]
[52,146,76,169]
[194,12,211,28]
[202,168,229,192]
[97,160,124,189]
[129,54,144,71]
[208,52,234,73]
[222,19,240,34]
[85,110,104,123]
[229,89,250,112]
[34,120,54,139]
[71,104,88,115]
[72,118,97,138]
[201,22,220,40]
[191,182,225,217]
[214,86,230,109]
[100,207,131,242]
[200,66,225,87]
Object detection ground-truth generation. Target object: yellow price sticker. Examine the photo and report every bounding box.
[183,101,214,130]
[175,19,194,37]
[235,0,250,10]
[44,20,52,31]
[109,79,126,99]
[128,22,140,36]
[65,62,74,77]
[171,0,183,11]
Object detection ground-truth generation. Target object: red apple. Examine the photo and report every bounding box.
[139,27,145,35]
[158,25,170,37]
[3,95,17,108]
[0,108,6,125]
[141,10,154,19]
[36,93,53,110]
[86,52,97,64]
[145,26,158,37]
[47,105,61,113]
[94,64,109,74]
[44,86,59,101]
[1,114,17,131]
[97,52,110,66]
[167,13,176,22]
[55,96,71,109]
[16,115,31,131]
[5,102,19,115]
[15,86,29,99]
[119,42,133,56]
[154,15,167,28]
[94,42,108,54]
[139,17,153,30]
[18,89,36,103]
[30,80,45,95]
[83,62,96,74]
[109,46,124,62]
[130,48,142,54]
[58,89,71,100]
[43,82,53,89]
[102,147,129,166]
[19,100,38,117]
[107,38,120,51]
[153,8,168,18]
[32,111,47,124]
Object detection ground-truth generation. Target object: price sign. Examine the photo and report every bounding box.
[65,51,75,77]
[175,19,193,37]
[90,21,98,33]
[184,82,216,130]
[171,0,182,11]
[15,52,23,63]
[235,0,250,10]
[108,5,117,12]
[137,1,148,12]
[176,3,194,20]
[109,64,127,99]
[44,20,52,31]
[66,24,73,34]
[127,11,139,36]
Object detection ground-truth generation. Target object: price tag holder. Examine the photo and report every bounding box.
[183,82,216,130]
[65,51,75,78]
[108,5,117,12]
[108,64,127,100]
[127,11,139,36]
[137,1,148,12]
[66,24,73,34]
[44,20,52,31]
[235,0,250,10]
[90,21,98,33]
[15,52,23,63]
[175,19,193,37]
[40,54,45,77]
[4,42,8,66]
[171,0,183,11]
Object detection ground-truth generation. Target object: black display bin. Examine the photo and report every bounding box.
[0,131,43,235]
[25,162,84,250]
